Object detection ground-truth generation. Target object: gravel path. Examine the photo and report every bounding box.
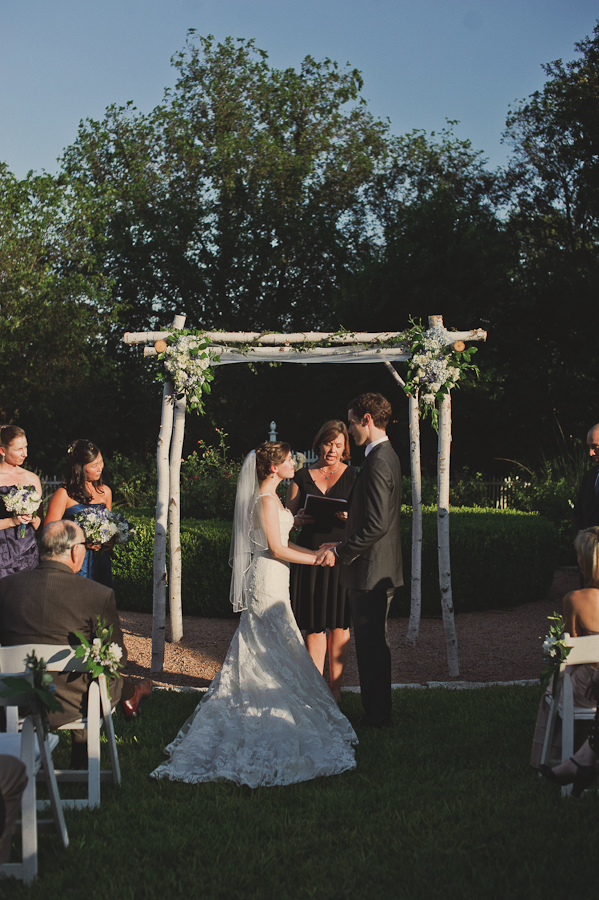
[120,569,577,689]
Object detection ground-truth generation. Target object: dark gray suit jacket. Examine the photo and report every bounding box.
[337,440,403,591]
[573,466,599,534]
[0,560,126,727]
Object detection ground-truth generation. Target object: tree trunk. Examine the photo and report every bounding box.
[169,393,187,643]
[152,382,174,673]
[437,391,459,677]
[406,391,423,646]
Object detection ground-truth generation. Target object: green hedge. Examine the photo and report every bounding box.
[392,506,559,616]
[112,506,559,618]
[112,511,235,618]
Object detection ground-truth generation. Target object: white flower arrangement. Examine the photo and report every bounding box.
[404,323,478,429]
[3,484,42,537]
[540,612,572,690]
[73,616,125,682]
[159,331,220,412]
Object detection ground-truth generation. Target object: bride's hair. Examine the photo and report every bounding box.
[255,442,291,481]
[63,438,105,504]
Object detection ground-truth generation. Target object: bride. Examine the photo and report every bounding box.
[151,442,357,787]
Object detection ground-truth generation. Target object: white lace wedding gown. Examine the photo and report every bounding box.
[151,501,357,787]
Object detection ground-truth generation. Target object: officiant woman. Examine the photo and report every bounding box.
[0,426,42,579]
[286,421,357,701]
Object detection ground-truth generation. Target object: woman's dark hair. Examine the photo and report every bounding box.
[255,442,291,481]
[574,526,599,588]
[0,425,26,454]
[64,439,105,504]
[312,420,350,460]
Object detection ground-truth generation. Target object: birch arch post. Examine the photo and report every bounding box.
[123,321,486,676]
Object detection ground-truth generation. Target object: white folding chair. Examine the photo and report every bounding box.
[540,633,599,796]
[0,673,69,884]
[0,644,121,810]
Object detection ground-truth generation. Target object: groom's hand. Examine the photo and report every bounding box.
[318,548,337,567]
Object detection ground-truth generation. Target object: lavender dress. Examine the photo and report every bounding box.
[0,486,39,579]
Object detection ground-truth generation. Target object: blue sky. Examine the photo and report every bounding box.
[1,0,597,180]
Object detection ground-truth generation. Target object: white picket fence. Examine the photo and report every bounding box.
[40,477,62,505]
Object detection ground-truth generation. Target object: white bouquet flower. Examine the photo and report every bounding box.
[3,484,42,537]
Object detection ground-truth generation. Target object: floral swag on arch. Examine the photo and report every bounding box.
[155,322,479,428]
[124,315,487,679]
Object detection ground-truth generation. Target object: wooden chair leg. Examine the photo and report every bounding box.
[20,717,38,885]
[33,714,69,849]
[99,676,121,785]
[87,681,101,808]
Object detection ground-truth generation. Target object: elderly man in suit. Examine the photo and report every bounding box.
[0,521,148,767]
[573,423,599,534]
[322,393,402,728]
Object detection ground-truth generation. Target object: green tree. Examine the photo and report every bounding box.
[0,165,113,420]
[60,34,393,333]
[498,21,599,453]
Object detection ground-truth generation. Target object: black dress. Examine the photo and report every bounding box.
[290,466,357,633]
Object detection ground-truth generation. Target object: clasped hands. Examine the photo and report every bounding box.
[313,542,339,567]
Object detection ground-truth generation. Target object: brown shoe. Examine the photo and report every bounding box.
[120,678,152,721]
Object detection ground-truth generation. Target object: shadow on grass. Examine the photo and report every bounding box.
[4,685,598,900]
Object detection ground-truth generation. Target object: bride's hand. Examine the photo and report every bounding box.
[315,548,336,567]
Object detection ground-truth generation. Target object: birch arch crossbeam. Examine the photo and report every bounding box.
[124,316,486,676]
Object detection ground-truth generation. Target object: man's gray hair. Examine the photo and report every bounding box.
[39,521,80,560]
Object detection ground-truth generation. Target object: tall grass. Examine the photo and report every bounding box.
[4,685,598,900]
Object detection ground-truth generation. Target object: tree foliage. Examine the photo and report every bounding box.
[60,34,392,333]
[0,164,114,423]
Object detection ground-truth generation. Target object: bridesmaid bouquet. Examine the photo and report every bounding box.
[74,507,136,547]
[3,484,42,537]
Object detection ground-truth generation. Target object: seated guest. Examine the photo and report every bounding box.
[530,526,599,768]
[0,521,149,767]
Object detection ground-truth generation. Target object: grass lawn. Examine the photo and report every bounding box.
[3,684,597,900]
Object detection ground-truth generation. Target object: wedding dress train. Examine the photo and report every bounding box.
[151,502,357,787]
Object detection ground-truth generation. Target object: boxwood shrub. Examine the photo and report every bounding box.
[112,510,235,618]
[112,506,559,618]
[392,506,559,617]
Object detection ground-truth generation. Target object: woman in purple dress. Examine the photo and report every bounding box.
[46,439,114,588]
[0,426,42,578]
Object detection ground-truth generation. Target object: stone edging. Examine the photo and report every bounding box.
[153,678,539,694]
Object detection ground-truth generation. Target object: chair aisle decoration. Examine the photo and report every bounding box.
[0,643,121,810]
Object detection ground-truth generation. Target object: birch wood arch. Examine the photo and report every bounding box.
[124,315,487,677]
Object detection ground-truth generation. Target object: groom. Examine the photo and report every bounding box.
[322,393,402,727]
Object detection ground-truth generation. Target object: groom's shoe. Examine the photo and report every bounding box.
[121,678,152,721]
[356,714,392,729]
